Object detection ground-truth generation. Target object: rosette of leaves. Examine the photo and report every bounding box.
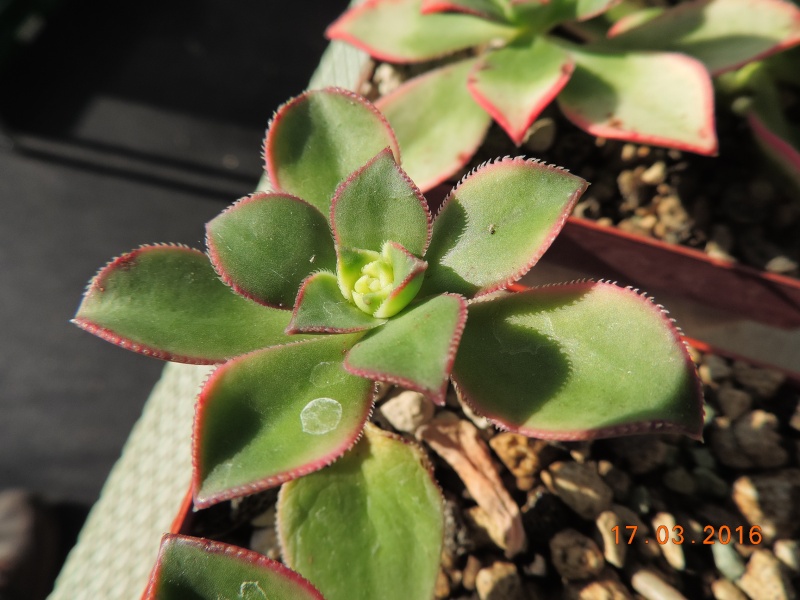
[327,0,800,189]
[75,88,702,600]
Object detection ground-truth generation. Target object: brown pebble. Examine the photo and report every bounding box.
[732,361,786,398]
[630,567,687,600]
[610,436,669,474]
[596,510,628,568]
[710,579,748,600]
[542,461,613,519]
[715,386,752,421]
[597,460,631,501]
[652,512,685,571]
[774,539,800,574]
[475,562,525,600]
[550,529,605,581]
[732,410,788,468]
[710,417,755,470]
[565,568,632,599]
[641,161,667,185]
[489,433,558,491]
[738,550,796,600]
[434,570,450,599]
[733,470,800,544]
[462,555,482,591]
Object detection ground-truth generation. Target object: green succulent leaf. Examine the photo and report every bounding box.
[330,148,431,257]
[73,246,302,364]
[557,47,718,155]
[510,0,621,33]
[468,37,575,145]
[144,534,323,600]
[371,242,427,319]
[193,334,373,508]
[265,88,399,216]
[376,59,493,191]
[289,271,387,334]
[326,0,520,62]
[207,193,336,309]
[605,0,800,75]
[453,282,704,439]
[277,424,444,600]
[422,157,587,298]
[344,294,467,404]
[421,0,511,21]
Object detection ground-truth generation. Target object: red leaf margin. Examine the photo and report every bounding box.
[452,280,705,441]
[72,245,223,366]
[142,533,325,600]
[329,147,433,256]
[343,293,468,406]
[206,191,330,310]
[191,339,375,509]
[433,156,588,298]
[263,87,401,190]
[467,50,576,146]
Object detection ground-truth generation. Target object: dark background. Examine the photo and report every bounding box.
[0,0,348,509]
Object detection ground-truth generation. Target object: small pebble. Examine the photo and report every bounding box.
[710,417,755,470]
[641,161,667,185]
[462,555,482,591]
[475,561,525,600]
[523,118,556,152]
[774,540,800,574]
[732,469,800,543]
[621,144,637,162]
[565,568,632,599]
[712,539,746,581]
[664,467,697,495]
[610,436,669,475]
[630,567,687,600]
[693,467,729,498]
[711,579,748,600]
[596,510,628,568]
[379,390,434,433]
[652,512,685,571]
[715,386,752,421]
[549,529,605,581]
[542,461,613,519]
[732,361,786,398]
[738,550,796,600]
[597,460,631,501]
[732,410,788,468]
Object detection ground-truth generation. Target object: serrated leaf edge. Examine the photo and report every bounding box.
[454,280,704,440]
[343,293,468,406]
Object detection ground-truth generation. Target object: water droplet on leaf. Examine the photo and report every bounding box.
[300,398,343,435]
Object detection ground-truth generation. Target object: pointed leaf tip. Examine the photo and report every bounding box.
[265,88,399,216]
[74,245,300,363]
[344,293,467,404]
[423,157,587,298]
[453,282,704,440]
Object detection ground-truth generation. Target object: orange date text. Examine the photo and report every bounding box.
[611,525,762,545]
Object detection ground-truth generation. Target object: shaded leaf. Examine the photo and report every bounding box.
[289,271,386,334]
[330,148,431,257]
[453,282,704,440]
[558,47,717,155]
[748,110,800,191]
[207,193,336,309]
[144,534,323,600]
[344,294,467,404]
[265,88,399,216]
[422,157,587,298]
[606,0,800,74]
[376,59,492,191]
[326,0,520,62]
[74,246,301,364]
[468,37,575,145]
[193,334,373,508]
[421,0,511,20]
[278,424,443,600]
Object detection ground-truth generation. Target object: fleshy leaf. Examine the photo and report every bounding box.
[277,424,444,600]
[468,37,575,145]
[193,334,373,508]
[265,88,399,216]
[330,148,431,257]
[421,0,510,20]
[558,48,717,155]
[344,294,466,404]
[422,157,587,298]
[144,534,324,600]
[207,193,336,309]
[326,0,520,62]
[74,246,301,364]
[606,0,800,75]
[376,59,492,191]
[748,110,800,191]
[289,271,387,334]
[373,242,427,319]
[453,282,703,439]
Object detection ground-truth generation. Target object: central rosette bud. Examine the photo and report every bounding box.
[337,241,427,319]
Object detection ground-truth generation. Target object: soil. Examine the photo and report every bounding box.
[186,350,800,600]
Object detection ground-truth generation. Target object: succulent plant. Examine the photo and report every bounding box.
[327,0,800,189]
[75,88,702,600]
